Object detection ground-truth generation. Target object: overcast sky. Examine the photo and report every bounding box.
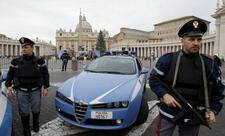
[0,0,219,44]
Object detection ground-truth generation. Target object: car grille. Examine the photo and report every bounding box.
[74,102,88,123]
[57,108,76,122]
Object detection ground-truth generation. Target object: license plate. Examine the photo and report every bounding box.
[91,111,113,119]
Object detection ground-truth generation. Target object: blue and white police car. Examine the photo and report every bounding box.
[0,73,13,136]
[55,55,149,130]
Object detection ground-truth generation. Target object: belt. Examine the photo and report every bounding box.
[19,87,40,92]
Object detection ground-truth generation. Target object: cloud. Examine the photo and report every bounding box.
[0,0,218,44]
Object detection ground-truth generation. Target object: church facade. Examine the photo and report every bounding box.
[56,13,110,56]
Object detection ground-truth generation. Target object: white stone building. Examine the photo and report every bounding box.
[0,34,56,57]
[109,2,225,59]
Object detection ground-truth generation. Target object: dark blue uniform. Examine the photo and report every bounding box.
[61,52,70,71]
[5,54,49,135]
[5,55,49,90]
[149,50,224,128]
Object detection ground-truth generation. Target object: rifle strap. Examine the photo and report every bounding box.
[199,55,211,114]
[172,52,183,88]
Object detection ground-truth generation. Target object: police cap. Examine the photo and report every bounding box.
[178,19,207,38]
[19,37,35,47]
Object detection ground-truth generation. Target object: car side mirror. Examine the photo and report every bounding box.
[140,68,149,74]
[83,65,87,71]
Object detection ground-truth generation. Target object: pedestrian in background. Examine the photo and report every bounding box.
[5,37,50,136]
[61,50,70,71]
[213,54,222,67]
[149,20,224,136]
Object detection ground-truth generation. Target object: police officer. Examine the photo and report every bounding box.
[149,20,224,136]
[5,37,50,136]
[61,50,70,71]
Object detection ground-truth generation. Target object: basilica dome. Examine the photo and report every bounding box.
[75,15,93,33]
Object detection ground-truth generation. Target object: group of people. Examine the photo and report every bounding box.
[3,19,225,136]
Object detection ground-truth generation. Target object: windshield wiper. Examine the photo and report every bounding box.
[96,71,127,74]
[85,69,99,73]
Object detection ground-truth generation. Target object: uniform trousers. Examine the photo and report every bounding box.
[62,60,68,71]
[16,89,41,116]
[156,115,200,136]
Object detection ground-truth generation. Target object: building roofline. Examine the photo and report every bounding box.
[120,27,152,33]
[154,16,210,26]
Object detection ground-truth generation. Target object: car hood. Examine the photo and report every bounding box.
[58,71,139,104]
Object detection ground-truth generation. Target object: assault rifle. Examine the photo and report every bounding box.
[152,75,211,129]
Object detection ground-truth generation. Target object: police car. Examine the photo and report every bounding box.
[0,73,13,136]
[55,54,149,130]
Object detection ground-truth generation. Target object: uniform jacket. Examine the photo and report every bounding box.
[149,50,224,127]
[61,53,70,62]
[5,54,50,89]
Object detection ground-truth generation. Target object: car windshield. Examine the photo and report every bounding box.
[86,57,136,74]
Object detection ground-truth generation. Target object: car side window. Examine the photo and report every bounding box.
[136,58,142,72]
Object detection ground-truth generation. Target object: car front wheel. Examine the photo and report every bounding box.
[135,92,149,125]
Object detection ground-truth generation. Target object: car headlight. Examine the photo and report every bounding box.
[92,101,129,109]
[56,91,73,105]
[121,101,129,108]
[113,102,120,108]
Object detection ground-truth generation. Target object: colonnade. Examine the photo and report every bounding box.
[116,35,216,58]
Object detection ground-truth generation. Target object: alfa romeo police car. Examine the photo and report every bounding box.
[0,72,13,136]
[55,54,149,130]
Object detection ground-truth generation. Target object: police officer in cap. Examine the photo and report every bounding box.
[61,50,70,71]
[5,37,50,136]
[149,19,224,135]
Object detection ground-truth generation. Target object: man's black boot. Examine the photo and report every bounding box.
[21,115,31,136]
[33,112,40,132]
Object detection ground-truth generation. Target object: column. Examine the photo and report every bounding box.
[146,47,149,58]
[160,46,163,56]
[204,43,207,54]
[202,43,205,54]
[211,42,214,55]
[10,45,13,56]
[20,45,22,56]
[154,47,157,57]
[208,42,211,56]
[146,47,148,58]
[205,43,208,55]
[1,44,3,56]
[15,45,18,56]
[6,44,8,56]
[137,47,140,57]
